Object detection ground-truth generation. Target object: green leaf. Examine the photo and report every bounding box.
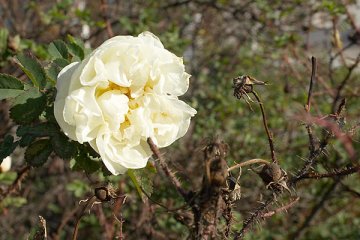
[67,42,84,60]
[48,40,68,59]
[18,135,35,148]
[17,123,59,138]
[67,35,85,50]
[0,74,25,100]
[51,133,77,160]
[9,86,42,106]
[46,63,61,83]
[25,139,52,167]
[71,148,101,174]
[10,93,46,124]
[128,163,155,202]
[0,28,9,53]
[0,135,18,163]
[17,54,47,89]
[44,105,56,123]
[53,58,70,68]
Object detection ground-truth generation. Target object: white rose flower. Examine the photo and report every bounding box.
[54,32,196,175]
[0,156,12,173]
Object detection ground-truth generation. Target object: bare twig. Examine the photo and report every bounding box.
[305,57,317,112]
[72,196,96,240]
[251,90,277,164]
[300,165,360,180]
[340,182,360,198]
[305,57,317,156]
[343,0,360,33]
[331,53,360,113]
[0,165,31,202]
[261,197,300,218]
[147,138,188,201]
[53,206,79,240]
[233,195,276,240]
[228,158,270,172]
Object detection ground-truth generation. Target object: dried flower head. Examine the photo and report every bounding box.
[233,75,266,100]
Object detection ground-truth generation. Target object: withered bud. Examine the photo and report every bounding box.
[258,163,284,186]
[233,75,266,99]
[95,186,112,202]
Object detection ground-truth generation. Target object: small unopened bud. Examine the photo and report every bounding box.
[0,156,12,173]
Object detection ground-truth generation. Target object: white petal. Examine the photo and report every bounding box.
[54,62,80,140]
[97,90,129,131]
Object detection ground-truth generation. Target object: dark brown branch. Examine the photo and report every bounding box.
[292,98,352,185]
[341,182,360,198]
[233,195,275,240]
[251,90,277,164]
[261,197,300,218]
[0,165,31,202]
[305,57,317,156]
[300,165,360,180]
[331,53,360,113]
[72,196,96,240]
[306,57,317,112]
[147,138,188,201]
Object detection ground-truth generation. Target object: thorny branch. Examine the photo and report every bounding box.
[232,50,358,239]
[147,138,189,201]
[261,197,300,218]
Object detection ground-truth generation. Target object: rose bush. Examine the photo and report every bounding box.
[54,32,196,175]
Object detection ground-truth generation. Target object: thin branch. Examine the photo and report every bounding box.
[251,90,277,164]
[292,99,352,185]
[0,165,31,202]
[140,187,188,212]
[147,138,188,201]
[228,158,270,172]
[233,195,276,240]
[72,196,96,240]
[305,57,317,156]
[53,206,79,240]
[300,165,360,180]
[261,197,300,218]
[343,0,360,33]
[305,57,317,112]
[331,53,360,113]
[341,182,360,198]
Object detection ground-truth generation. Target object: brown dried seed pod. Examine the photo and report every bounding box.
[233,75,266,99]
[258,163,283,185]
[95,186,112,202]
